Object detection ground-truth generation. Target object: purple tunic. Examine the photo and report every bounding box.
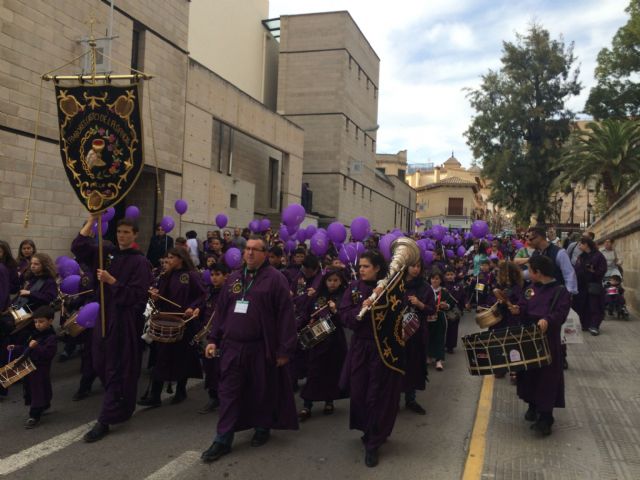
[339,279,403,451]
[403,276,433,391]
[443,280,466,350]
[72,233,153,425]
[17,327,57,409]
[517,281,571,412]
[300,288,348,402]
[209,263,298,433]
[573,250,607,330]
[152,269,206,382]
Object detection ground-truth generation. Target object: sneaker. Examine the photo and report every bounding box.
[589,327,600,336]
[435,361,444,371]
[24,417,40,429]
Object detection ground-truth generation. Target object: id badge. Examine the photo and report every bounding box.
[234,300,249,314]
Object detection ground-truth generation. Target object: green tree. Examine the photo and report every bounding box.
[585,0,640,119]
[465,25,581,225]
[557,120,640,207]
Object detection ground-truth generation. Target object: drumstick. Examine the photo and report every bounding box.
[149,290,182,309]
[157,311,186,316]
[182,313,198,324]
[64,289,94,299]
[310,303,330,319]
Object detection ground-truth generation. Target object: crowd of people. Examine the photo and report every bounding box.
[0,218,629,468]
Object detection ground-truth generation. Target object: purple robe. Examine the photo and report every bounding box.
[0,264,10,312]
[290,271,322,382]
[72,233,152,425]
[201,286,222,392]
[300,288,348,402]
[492,284,526,330]
[17,327,57,409]
[339,279,403,451]
[152,269,206,382]
[517,281,571,412]
[403,276,433,391]
[209,262,298,433]
[443,280,466,350]
[15,275,58,310]
[573,250,607,330]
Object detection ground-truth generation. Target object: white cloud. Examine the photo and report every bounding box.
[269,0,630,166]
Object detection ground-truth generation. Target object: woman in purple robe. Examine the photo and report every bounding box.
[298,267,348,421]
[573,236,607,336]
[516,255,571,436]
[340,250,401,468]
[16,239,36,282]
[72,215,153,443]
[402,260,433,415]
[138,247,206,407]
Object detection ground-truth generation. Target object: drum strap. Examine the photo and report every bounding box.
[548,286,566,317]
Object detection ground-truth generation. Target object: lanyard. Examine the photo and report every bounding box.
[241,267,257,300]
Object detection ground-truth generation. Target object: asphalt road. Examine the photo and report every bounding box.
[0,314,483,480]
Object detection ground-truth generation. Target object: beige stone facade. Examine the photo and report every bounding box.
[0,0,303,258]
[277,12,416,232]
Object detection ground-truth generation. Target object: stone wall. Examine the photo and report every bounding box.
[589,181,640,316]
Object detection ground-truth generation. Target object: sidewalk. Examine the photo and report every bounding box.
[481,315,640,480]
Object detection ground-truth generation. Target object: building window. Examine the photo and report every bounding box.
[131,22,145,71]
[361,185,365,198]
[376,167,385,174]
[268,157,279,209]
[398,169,406,181]
[230,193,238,209]
[448,197,464,216]
[352,181,356,194]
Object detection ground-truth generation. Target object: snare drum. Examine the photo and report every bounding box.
[9,305,33,334]
[61,311,85,337]
[298,316,336,349]
[0,355,36,388]
[462,325,552,376]
[147,313,185,343]
[475,303,502,329]
[606,286,619,296]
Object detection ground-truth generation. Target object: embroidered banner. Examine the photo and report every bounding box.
[54,84,144,213]
[371,274,407,374]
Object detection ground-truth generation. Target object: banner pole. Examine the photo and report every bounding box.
[97,213,106,338]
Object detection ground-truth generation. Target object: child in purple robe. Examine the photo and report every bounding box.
[426,271,455,371]
[443,267,468,354]
[472,259,495,309]
[7,306,57,428]
[516,255,571,436]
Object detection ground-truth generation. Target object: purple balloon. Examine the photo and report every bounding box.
[202,269,212,286]
[457,245,467,257]
[102,207,115,222]
[60,274,81,295]
[486,234,494,242]
[354,242,365,256]
[350,217,370,242]
[446,249,455,259]
[471,220,489,239]
[431,225,446,241]
[421,249,434,264]
[514,241,524,250]
[296,228,308,242]
[160,216,175,234]
[442,234,454,246]
[279,225,290,241]
[56,255,72,266]
[248,220,259,233]
[284,240,297,253]
[215,214,228,229]
[58,258,80,278]
[125,205,140,220]
[327,222,347,244]
[286,224,298,236]
[310,232,329,256]
[282,204,306,227]
[338,243,358,265]
[175,199,188,215]
[306,224,317,237]
[76,302,100,328]
[489,254,499,261]
[224,248,243,269]
[91,220,109,236]
[379,234,395,262]
[259,218,271,232]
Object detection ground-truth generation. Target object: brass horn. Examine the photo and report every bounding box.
[356,237,421,320]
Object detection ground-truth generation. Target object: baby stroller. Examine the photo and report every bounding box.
[604,275,629,320]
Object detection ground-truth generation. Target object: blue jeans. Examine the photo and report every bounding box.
[214,427,270,446]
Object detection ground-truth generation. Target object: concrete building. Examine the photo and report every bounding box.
[276,11,416,232]
[0,0,303,256]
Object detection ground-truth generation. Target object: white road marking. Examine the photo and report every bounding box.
[0,380,203,477]
[144,451,201,480]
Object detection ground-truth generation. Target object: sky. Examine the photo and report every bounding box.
[269,0,629,167]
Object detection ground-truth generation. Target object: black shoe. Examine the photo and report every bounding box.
[170,391,187,405]
[72,389,91,401]
[365,449,379,468]
[137,396,161,407]
[589,327,600,336]
[24,417,40,429]
[198,397,219,414]
[406,400,426,415]
[250,430,270,447]
[201,442,231,463]
[530,418,553,436]
[524,406,537,422]
[84,422,110,443]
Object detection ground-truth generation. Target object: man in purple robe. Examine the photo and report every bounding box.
[201,235,298,463]
[72,215,153,442]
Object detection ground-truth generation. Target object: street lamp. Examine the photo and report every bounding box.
[569,181,577,225]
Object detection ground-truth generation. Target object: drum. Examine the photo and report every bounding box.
[9,305,33,334]
[147,313,185,343]
[298,316,336,349]
[475,303,502,328]
[462,325,552,376]
[0,355,36,388]
[191,319,212,353]
[606,286,619,296]
[61,311,85,337]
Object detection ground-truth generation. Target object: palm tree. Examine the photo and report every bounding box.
[559,119,640,207]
